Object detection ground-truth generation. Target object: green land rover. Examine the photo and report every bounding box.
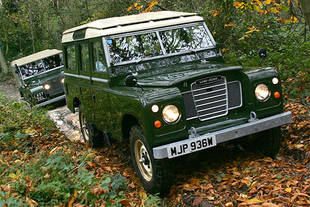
[11,49,65,107]
[62,11,292,194]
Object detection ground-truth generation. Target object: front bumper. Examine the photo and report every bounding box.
[153,111,292,159]
[37,95,66,107]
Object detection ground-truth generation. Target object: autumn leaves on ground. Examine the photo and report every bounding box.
[0,78,309,207]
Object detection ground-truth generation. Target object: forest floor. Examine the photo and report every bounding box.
[0,76,309,206]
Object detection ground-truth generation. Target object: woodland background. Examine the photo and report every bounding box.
[0,0,310,206]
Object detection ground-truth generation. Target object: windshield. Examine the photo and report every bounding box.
[18,54,63,80]
[107,23,215,65]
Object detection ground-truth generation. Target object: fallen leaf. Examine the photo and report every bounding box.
[192,197,203,206]
[120,199,132,206]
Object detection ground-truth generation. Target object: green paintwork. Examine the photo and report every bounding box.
[63,36,283,149]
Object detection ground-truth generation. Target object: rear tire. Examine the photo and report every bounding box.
[129,125,172,195]
[79,105,104,148]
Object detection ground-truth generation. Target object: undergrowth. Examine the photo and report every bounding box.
[0,94,161,206]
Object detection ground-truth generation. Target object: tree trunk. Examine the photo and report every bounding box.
[0,48,8,74]
[29,9,35,53]
[301,0,310,30]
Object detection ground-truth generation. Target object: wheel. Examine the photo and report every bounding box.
[241,127,282,158]
[79,105,103,148]
[129,125,172,195]
[258,127,282,158]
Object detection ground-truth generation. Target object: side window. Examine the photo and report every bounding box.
[66,45,76,71]
[80,43,89,72]
[93,41,106,73]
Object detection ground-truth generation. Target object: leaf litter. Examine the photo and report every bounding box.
[0,91,309,206]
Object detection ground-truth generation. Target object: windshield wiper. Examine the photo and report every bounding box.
[189,49,200,60]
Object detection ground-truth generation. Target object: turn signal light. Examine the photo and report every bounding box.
[274,92,280,99]
[154,120,162,128]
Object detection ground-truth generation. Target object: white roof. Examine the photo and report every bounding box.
[62,11,203,43]
[11,49,62,67]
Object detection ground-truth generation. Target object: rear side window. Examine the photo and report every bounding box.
[66,45,76,71]
[93,41,106,73]
[80,44,89,72]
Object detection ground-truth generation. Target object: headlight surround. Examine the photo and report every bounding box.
[162,105,180,123]
[255,84,270,101]
[43,83,51,90]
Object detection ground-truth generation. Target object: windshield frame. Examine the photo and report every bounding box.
[103,22,216,68]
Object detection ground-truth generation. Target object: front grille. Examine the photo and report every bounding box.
[183,76,243,121]
[36,92,47,102]
[48,78,64,96]
[191,76,228,121]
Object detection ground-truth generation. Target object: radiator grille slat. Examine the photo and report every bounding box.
[192,76,228,121]
[182,78,242,121]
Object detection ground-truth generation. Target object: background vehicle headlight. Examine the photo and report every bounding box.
[255,84,270,101]
[43,84,51,90]
[61,78,65,84]
[162,105,180,123]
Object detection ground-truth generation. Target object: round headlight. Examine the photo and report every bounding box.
[61,78,65,84]
[162,105,180,123]
[255,84,270,101]
[43,84,51,90]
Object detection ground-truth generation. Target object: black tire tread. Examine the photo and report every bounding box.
[79,105,104,148]
[129,126,172,195]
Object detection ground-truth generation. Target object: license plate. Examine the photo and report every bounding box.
[167,134,217,158]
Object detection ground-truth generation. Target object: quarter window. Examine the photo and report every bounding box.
[80,44,89,72]
[66,46,76,71]
[93,41,106,73]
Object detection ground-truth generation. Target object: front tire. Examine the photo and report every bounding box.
[242,127,282,158]
[129,126,172,195]
[79,105,103,148]
[258,127,282,158]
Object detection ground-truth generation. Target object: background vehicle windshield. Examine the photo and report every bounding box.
[19,54,63,79]
[107,23,214,65]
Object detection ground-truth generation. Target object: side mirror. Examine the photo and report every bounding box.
[258,48,267,67]
[258,48,267,59]
[15,65,19,74]
[125,74,138,87]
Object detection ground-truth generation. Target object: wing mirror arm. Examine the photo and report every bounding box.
[258,48,267,67]
[125,74,144,91]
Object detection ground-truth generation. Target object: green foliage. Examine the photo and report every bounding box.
[143,193,162,207]
[0,192,26,207]
[0,94,55,153]
[202,0,310,100]
[0,94,143,206]
[13,151,94,205]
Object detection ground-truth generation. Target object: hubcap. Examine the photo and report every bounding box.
[135,140,152,181]
[80,112,90,142]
